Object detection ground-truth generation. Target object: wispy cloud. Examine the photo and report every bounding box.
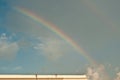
[0,33,19,60]
[13,66,22,71]
[0,66,23,71]
[34,37,73,60]
[115,67,120,72]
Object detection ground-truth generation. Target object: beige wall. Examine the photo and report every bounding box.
[63,79,88,80]
[0,75,88,80]
[0,78,36,80]
[0,78,87,80]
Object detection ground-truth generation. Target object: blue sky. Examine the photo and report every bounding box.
[0,0,120,79]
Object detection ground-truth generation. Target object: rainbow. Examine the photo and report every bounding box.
[14,7,96,65]
[82,0,117,31]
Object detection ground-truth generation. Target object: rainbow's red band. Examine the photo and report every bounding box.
[14,7,96,65]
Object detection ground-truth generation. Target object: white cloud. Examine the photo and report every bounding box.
[114,72,120,80]
[0,33,19,60]
[87,67,93,77]
[34,37,74,60]
[87,64,109,80]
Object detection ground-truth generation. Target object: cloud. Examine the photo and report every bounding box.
[87,64,109,80]
[114,72,120,80]
[0,66,22,71]
[34,37,74,60]
[115,67,120,72]
[13,66,22,71]
[0,33,19,60]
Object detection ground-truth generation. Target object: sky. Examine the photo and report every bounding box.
[0,0,120,79]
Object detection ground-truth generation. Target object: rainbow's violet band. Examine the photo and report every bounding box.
[14,7,96,65]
